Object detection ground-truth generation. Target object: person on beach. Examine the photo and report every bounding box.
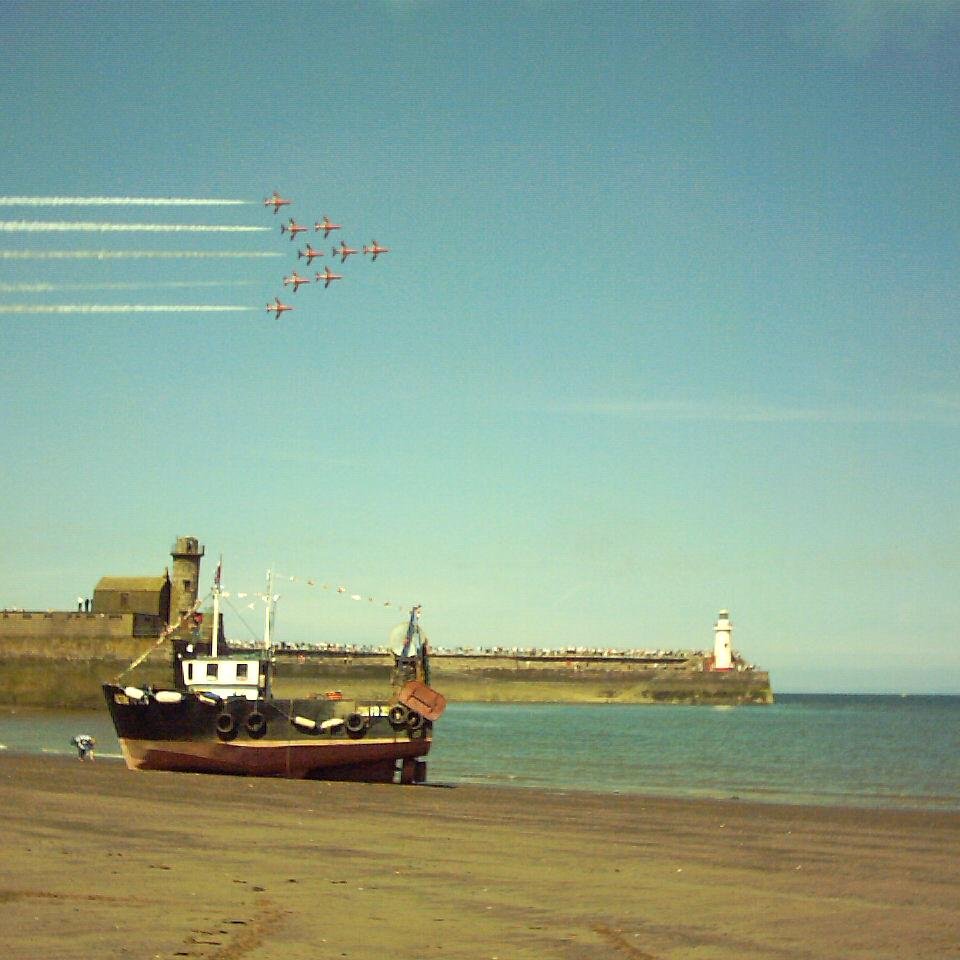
[71,734,96,761]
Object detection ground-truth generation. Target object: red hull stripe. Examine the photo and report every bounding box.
[119,736,430,781]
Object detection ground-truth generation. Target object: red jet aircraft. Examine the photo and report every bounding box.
[283,271,311,293]
[297,243,323,264]
[266,297,293,317]
[331,239,358,263]
[263,191,292,214]
[280,218,308,240]
[316,265,343,288]
[363,240,390,260]
[315,216,341,237]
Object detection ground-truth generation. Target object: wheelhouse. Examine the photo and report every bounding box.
[180,655,268,701]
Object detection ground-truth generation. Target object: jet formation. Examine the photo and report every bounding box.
[263,192,389,318]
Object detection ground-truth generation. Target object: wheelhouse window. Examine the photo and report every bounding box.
[206,663,218,679]
[236,663,248,680]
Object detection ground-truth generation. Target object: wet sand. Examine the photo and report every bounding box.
[2,754,958,960]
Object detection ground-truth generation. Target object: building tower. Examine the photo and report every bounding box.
[713,609,734,671]
[169,536,204,626]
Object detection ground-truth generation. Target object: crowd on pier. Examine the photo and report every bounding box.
[269,640,705,661]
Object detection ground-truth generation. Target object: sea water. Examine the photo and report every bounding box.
[2,695,958,811]
[431,695,960,810]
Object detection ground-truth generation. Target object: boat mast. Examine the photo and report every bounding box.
[211,555,222,658]
[400,604,421,658]
[263,567,275,649]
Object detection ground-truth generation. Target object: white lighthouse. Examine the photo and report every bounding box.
[713,609,734,671]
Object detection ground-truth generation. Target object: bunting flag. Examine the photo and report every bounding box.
[273,570,416,613]
[213,572,416,616]
[221,590,275,605]
[114,568,418,682]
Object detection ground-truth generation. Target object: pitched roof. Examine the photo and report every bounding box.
[94,574,169,592]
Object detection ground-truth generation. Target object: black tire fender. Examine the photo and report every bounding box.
[388,704,410,729]
[406,710,424,733]
[345,712,367,737]
[245,711,267,739]
[215,712,238,741]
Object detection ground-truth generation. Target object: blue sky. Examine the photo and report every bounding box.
[1,1,958,692]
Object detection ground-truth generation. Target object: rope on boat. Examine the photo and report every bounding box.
[112,596,207,682]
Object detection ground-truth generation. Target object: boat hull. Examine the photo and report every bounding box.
[117,736,428,782]
[103,684,431,783]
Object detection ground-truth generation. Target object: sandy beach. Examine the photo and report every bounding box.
[1,754,958,960]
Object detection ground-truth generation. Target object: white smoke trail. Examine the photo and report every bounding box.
[0,221,268,233]
[0,304,256,314]
[0,196,252,206]
[0,250,281,259]
[0,281,260,292]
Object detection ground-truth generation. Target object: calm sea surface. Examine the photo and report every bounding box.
[2,695,958,811]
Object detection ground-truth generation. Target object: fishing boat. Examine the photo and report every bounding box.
[102,568,445,783]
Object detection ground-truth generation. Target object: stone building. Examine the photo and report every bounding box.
[93,574,171,620]
[0,536,206,655]
[169,536,204,627]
